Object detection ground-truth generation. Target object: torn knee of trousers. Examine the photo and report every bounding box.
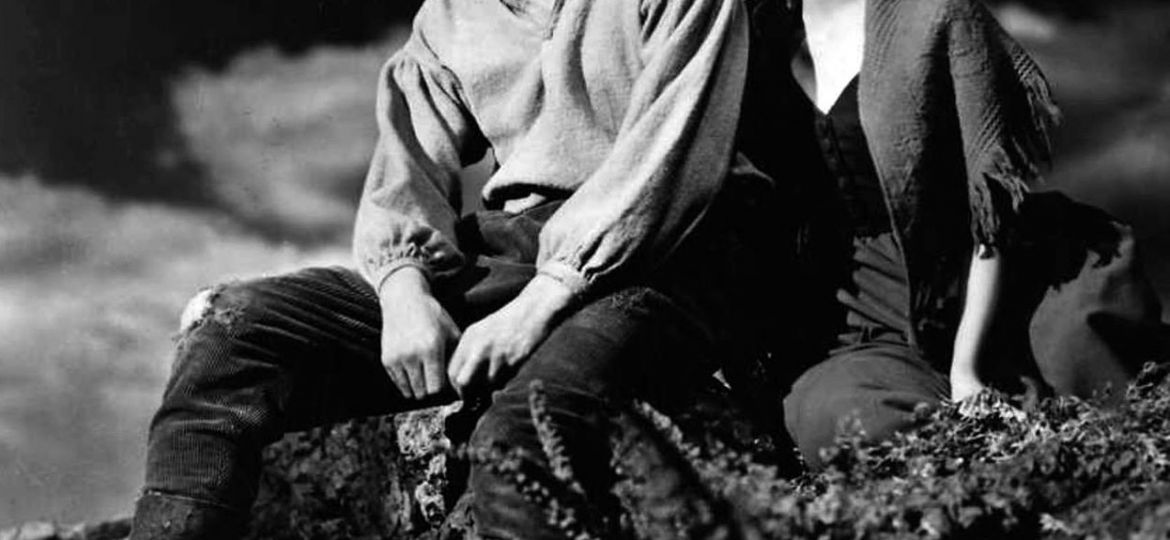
[178,288,217,335]
[176,284,245,339]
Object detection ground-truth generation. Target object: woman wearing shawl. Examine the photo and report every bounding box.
[764,0,1062,466]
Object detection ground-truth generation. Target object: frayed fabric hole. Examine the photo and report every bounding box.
[178,288,219,336]
[173,284,243,345]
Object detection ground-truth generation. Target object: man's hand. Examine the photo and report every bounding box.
[448,275,574,395]
[380,267,461,400]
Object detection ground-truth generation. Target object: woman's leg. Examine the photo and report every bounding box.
[782,339,949,469]
[132,266,444,539]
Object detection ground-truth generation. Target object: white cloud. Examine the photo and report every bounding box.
[0,177,347,524]
[1,30,417,525]
[171,30,409,241]
[995,4,1059,42]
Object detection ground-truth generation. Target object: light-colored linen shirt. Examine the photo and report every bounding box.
[353,0,749,297]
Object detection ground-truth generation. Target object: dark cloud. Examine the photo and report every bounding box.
[1,26,405,524]
[1005,2,1170,312]
[0,0,421,207]
[0,28,428,524]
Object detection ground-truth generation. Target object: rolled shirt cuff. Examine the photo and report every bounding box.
[374,258,433,297]
[536,261,591,298]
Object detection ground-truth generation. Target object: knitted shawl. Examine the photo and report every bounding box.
[858,0,1060,248]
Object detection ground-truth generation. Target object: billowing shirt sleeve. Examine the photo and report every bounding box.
[353,31,487,295]
[535,0,750,295]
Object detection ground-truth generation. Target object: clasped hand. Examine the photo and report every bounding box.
[379,269,573,400]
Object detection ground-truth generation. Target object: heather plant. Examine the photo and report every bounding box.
[498,364,1170,540]
[13,365,1169,539]
[471,381,616,540]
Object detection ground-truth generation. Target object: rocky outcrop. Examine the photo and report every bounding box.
[20,367,1170,539]
[0,519,131,540]
[243,380,782,539]
[1,378,776,540]
[247,403,468,539]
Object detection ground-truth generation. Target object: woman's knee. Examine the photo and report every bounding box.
[783,361,939,467]
[784,371,864,466]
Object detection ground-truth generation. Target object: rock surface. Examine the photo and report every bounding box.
[0,519,131,540]
[243,380,779,539]
[9,367,1170,539]
[247,403,466,539]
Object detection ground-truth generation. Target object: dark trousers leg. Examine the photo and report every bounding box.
[136,266,436,531]
[782,339,949,469]
[464,176,779,539]
[469,287,719,540]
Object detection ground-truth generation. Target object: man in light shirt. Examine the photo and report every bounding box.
[130,0,782,537]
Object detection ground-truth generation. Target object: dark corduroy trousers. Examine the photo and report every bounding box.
[133,179,778,539]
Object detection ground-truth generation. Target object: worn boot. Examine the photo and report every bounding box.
[128,491,247,540]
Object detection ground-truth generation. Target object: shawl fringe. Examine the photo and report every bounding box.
[968,32,1062,247]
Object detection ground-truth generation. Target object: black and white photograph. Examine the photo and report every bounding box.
[2,0,1169,538]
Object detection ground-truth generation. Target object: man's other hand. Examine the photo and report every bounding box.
[448,275,574,395]
[380,267,461,400]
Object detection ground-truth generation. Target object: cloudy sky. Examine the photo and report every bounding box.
[1,0,1167,527]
